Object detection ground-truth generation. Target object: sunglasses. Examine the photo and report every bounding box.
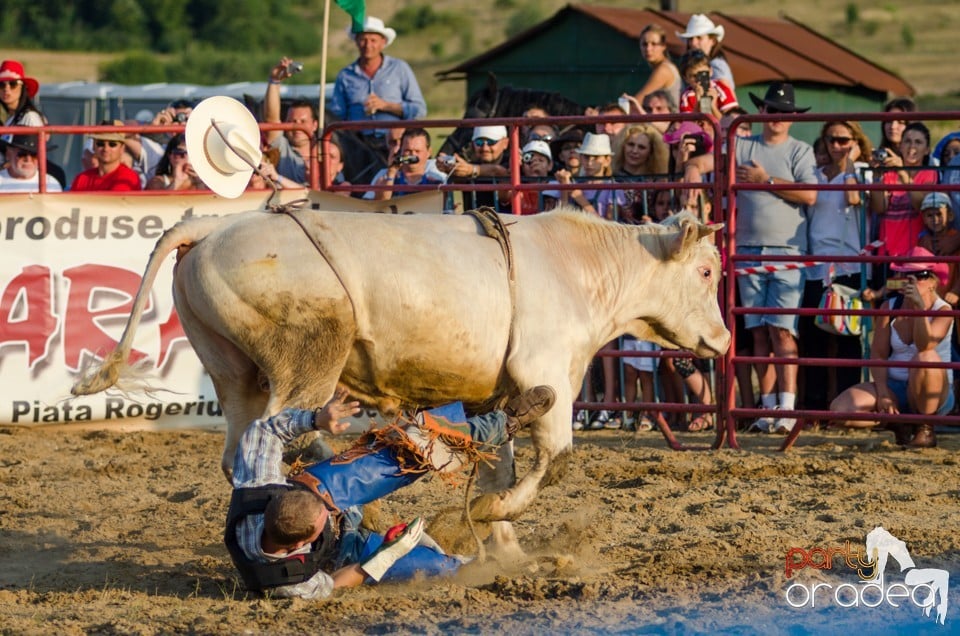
[827,136,853,145]
[15,150,37,160]
[529,133,554,142]
[913,270,936,280]
[0,80,22,90]
[94,140,122,148]
[473,138,499,147]
[170,148,188,157]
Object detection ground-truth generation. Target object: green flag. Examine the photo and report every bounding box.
[336,0,366,33]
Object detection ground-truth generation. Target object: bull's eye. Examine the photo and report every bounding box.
[699,266,712,280]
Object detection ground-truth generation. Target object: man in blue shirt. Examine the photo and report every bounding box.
[329,16,427,158]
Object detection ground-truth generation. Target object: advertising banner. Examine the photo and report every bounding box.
[0,190,443,430]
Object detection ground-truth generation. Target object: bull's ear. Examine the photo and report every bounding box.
[669,217,698,259]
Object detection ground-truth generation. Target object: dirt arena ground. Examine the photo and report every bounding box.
[1,423,958,635]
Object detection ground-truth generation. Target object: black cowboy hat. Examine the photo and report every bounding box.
[748,82,810,114]
[549,127,584,155]
[0,133,56,155]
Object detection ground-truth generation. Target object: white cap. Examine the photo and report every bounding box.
[472,125,508,142]
[921,192,952,210]
[522,140,552,161]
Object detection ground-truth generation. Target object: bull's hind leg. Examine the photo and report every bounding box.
[256,316,356,429]
[175,297,268,479]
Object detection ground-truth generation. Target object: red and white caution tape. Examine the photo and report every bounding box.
[859,240,884,255]
[735,261,817,276]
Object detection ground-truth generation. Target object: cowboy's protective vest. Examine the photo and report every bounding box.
[224,483,337,592]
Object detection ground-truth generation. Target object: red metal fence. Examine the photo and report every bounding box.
[15,110,960,450]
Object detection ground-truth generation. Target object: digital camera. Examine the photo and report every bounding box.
[286,61,304,75]
[872,148,888,162]
[695,70,711,93]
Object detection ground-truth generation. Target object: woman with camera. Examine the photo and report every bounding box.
[830,248,954,447]
[870,121,937,261]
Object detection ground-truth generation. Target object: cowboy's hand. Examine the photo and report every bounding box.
[450,155,477,179]
[735,160,767,184]
[555,168,572,184]
[313,388,360,435]
[360,517,425,582]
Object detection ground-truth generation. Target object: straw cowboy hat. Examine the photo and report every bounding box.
[348,16,397,47]
[748,82,811,113]
[185,96,262,199]
[89,120,127,142]
[676,14,725,42]
[0,60,39,98]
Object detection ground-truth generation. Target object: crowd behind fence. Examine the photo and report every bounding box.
[6,107,960,450]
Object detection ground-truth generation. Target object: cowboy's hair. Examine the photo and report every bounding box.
[263,490,325,547]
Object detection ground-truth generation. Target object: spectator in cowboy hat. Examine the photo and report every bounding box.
[70,121,142,192]
[735,82,817,435]
[676,14,735,92]
[328,16,427,160]
[0,134,61,193]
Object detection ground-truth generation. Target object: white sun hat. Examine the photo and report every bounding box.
[578,132,612,156]
[676,14,725,42]
[185,96,262,199]
[347,16,397,47]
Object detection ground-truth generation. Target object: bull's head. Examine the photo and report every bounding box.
[625,214,731,358]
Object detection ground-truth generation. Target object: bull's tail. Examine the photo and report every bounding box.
[70,215,225,396]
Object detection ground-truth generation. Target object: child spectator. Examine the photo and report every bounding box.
[677,50,738,119]
[676,14,735,91]
[516,140,556,214]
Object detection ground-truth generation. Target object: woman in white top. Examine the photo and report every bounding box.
[830,247,955,447]
[799,120,872,412]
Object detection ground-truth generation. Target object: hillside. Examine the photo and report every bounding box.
[4,0,958,121]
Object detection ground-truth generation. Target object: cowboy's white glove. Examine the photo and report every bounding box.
[360,517,425,582]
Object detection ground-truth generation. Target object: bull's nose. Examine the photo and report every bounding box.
[699,329,731,358]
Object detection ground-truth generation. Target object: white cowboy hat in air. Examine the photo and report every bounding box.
[185,96,262,199]
[348,16,397,47]
[677,14,725,42]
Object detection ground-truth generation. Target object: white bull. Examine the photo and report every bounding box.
[72,207,729,549]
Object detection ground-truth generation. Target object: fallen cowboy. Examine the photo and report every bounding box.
[226,386,556,598]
